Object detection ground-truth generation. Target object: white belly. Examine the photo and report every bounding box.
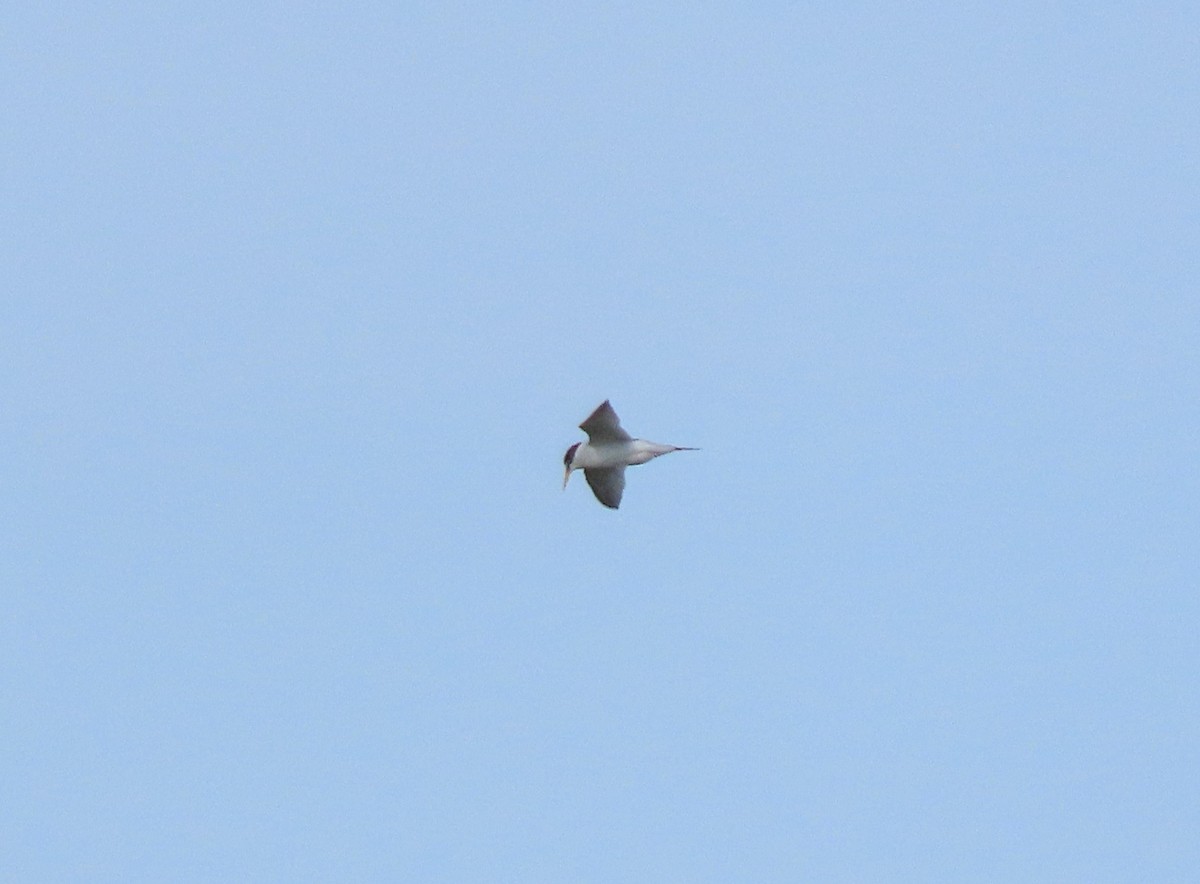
[577,439,674,469]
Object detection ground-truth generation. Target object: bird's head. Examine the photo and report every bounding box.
[562,442,581,489]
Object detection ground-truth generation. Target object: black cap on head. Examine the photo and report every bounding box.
[563,442,581,467]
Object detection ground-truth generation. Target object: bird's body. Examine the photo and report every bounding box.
[562,400,696,509]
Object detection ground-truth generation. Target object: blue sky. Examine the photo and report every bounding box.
[4,3,1198,880]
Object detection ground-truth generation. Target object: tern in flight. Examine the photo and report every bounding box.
[562,400,697,509]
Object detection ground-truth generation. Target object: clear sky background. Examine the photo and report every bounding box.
[4,3,1198,881]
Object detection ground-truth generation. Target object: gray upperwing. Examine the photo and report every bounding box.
[579,400,632,444]
[583,466,626,509]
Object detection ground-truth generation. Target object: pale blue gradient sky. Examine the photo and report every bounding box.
[3,3,1198,881]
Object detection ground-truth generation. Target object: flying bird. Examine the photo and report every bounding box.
[562,400,696,509]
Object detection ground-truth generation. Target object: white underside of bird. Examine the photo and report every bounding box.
[562,400,696,509]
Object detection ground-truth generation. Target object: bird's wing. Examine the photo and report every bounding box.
[579,400,631,443]
[584,466,626,509]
